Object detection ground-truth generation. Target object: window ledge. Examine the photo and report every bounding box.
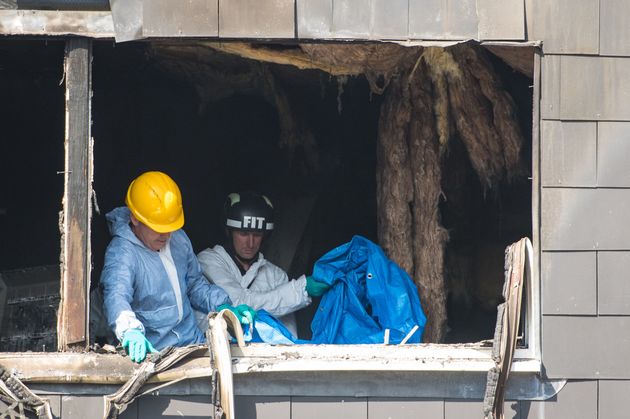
[0,343,540,386]
[231,343,541,374]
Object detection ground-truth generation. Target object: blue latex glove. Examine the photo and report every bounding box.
[122,329,158,363]
[218,304,257,325]
[305,275,331,297]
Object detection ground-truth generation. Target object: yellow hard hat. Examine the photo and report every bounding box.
[125,171,184,233]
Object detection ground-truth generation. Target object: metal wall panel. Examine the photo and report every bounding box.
[367,398,443,419]
[600,0,630,56]
[541,54,560,120]
[598,252,630,315]
[598,380,630,419]
[143,0,218,37]
[477,0,525,40]
[541,121,597,187]
[138,395,213,418]
[296,0,408,39]
[543,316,630,378]
[541,189,630,250]
[219,0,294,38]
[598,122,630,187]
[331,0,371,38]
[524,0,534,42]
[408,0,478,39]
[541,252,596,315]
[235,396,291,419]
[543,316,598,378]
[296,0,332,38]
[291,397,367,419]
[530,0,599,54]
[444,400,520,419]
[370,0,408,39]
[561,56,630,121]
[62,395,110,419]
[520,381,597,419]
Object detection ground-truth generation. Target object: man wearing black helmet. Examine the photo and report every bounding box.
[197,191,330,336]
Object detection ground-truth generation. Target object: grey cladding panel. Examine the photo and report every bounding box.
[291,397,367,419]
[541,121,596,187]
[598,380,630,419]
[445,400,520,418]
[331,0,371,38]
[370,0,408,39]
[541,55,560,120]
[543,316,597,378]
[598,252,630,314]
[297,0,407,39]
[541,189,630,250]
[296,0,332,38]
[543,316,630,378]
[530,0,599,54]
[409,0,478,39]
[219,0,294,38]
[600,0,630,56]
[598,122,630,187]
[143,0,218,37]
[477,0,525,40]
[235,396,290,419]
[368,398,443,419]
[520,381,597,419]
[541,252,596,315]
[138,395,213,418]
[561,56,630,121]
[62,395,107,419]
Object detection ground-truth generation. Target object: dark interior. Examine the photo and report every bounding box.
[0,39,532,349]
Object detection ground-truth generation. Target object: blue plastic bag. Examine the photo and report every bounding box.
[244,310,306,345]
[310,236,426,344]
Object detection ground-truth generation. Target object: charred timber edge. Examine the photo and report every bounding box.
[0,10,541,48]
[0,350,557,400]
[0,345,541,383]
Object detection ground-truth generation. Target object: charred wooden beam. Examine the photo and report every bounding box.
[58,37,93,351]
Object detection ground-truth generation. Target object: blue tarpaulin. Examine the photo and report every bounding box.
[247,236,426,345]
[310,235,426,344]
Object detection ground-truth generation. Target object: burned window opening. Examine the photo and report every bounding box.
[0,39,533,352]
[0,40,65,352]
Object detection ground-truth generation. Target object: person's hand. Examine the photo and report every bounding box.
[218,304,257,325]
[122,329,158,363]
[305,276,331,297]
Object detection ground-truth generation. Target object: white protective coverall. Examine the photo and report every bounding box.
[197,245,310,336]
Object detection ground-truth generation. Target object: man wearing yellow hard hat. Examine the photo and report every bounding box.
[100,171,255,363]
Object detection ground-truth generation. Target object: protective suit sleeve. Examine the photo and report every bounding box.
[100,239,145,341]
[184,239,231,312]
[198,249,310,316]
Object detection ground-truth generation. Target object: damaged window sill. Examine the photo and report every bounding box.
[232,343,541,373]
[0,343,540,386]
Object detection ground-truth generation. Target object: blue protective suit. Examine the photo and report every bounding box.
[101,207,231,350]
[310,235,426,344]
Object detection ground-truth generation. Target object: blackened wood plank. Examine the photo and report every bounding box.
[58,37,92,350]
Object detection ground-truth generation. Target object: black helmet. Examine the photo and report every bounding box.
[223,191,274,233]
